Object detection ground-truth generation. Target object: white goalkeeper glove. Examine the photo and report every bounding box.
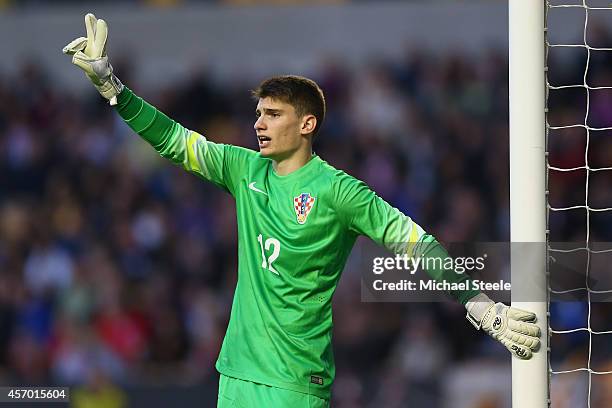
[62,13,123,106]
[466,293,541,360]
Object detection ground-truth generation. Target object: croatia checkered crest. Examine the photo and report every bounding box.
[294,193,315,225]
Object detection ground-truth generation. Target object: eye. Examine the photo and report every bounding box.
[270,113,280,118]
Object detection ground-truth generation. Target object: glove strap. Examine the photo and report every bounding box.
[96,73,124,106]
[465,293,494,330]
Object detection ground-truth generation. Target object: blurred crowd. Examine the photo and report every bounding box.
[1,22,612,408]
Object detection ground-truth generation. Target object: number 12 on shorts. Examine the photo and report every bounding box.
[257,234,281,275]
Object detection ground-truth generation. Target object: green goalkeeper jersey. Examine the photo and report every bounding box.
[115,88,479,399]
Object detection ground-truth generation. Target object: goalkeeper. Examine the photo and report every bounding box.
[63,14,541,407]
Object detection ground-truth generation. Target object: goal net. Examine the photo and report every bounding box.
[546,1,612,407]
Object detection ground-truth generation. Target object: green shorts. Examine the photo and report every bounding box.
[217,374,329,408]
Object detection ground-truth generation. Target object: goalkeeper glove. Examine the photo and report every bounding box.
[62,13,123,106]
[466,293,541,360]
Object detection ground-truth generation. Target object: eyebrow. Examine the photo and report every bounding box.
[256,108,283,114]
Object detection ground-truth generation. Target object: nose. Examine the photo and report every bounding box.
[254,115,266,131]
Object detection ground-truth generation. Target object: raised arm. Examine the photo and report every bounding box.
[62,13,255,195]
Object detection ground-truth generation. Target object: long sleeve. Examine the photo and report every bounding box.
[114,87,256,195]
[333,172,480,304]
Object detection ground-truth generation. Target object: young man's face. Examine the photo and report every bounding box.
[254,97,310,160]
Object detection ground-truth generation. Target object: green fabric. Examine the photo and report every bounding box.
[116,87,166,143]
[217,375,329,408]
[412,234,480,305]
[114,87,480,399]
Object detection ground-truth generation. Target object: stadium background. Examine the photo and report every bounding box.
[0,0,610,407]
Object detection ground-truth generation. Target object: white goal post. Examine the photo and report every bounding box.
[508,1,549,407]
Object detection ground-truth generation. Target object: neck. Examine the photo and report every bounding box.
[272,147,313,176]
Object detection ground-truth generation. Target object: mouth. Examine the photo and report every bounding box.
[257,135,271,149]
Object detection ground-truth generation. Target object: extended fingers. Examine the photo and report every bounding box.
[93,18,108,58]
[85,13,97,43]
[84,13,97,56]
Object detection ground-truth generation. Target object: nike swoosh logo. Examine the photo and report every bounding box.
[248,182,268,195]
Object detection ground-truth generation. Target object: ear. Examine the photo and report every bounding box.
[300,114,317,136]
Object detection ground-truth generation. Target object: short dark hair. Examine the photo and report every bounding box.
[252,75,326,136]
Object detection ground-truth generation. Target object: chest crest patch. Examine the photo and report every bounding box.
[294,193,316,225]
